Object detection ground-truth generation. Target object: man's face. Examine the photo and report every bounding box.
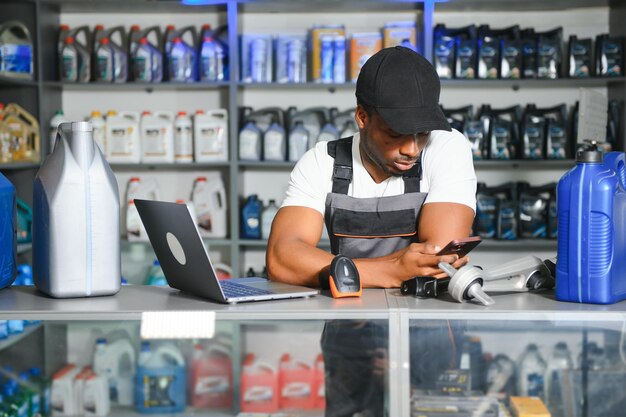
[356,106,430,180]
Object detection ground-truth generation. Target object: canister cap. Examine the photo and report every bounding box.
[576,141,603,163]
[71,121,92,132]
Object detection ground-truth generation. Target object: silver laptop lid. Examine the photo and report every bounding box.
[134,199,227,302]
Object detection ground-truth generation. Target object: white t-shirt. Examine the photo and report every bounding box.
[281,130,477,216]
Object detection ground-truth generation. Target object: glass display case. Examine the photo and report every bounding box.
[1,286,626,417]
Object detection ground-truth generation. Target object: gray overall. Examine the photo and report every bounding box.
[320,137,460,417]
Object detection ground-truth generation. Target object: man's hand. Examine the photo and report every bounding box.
[354,242,469,288]
[394,242,469,279]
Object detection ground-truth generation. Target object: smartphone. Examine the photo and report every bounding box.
[436,236,482,257]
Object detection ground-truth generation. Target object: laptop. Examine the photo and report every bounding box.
[134,199,319,304]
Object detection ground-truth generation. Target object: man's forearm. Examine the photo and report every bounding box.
[267,239,335,287]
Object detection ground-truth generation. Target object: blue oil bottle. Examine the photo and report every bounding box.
[556,145,626,304]
[241,195,262,239]
[0,172,16,290]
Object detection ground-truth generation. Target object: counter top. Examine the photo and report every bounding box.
[1,285,626,322]
[0,285,390,321]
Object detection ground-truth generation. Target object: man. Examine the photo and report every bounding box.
[267,46,476,287]
[267,46,477,417]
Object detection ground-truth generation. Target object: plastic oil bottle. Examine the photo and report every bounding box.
[0,21,34,79]
[193,109,228,162]
[263,117,287,161]
[49,110,68,152]
[59,36,79,82]
[189,343,233,408]
[239,119,262,161]
[3,103,40,163]
[95,37,114,82]
[140,111,175,163]
[89,111,106,154]
[0,113,12,163]
[261,199,279,240]
[129,26,163,83]
[126,177,160,241]
[556,146,626,304]
[544,341,573,417]
[105,111,141,163]
[146,260,167,286]
[174,111,193,163]
[93,25,128,83]
[241,195,262,239]
[288,121,309,162]
[33,122,120,298]
[0,171,16,290]
[191,175,227,238]
[93,337,136,406]
[135,342,186,413]
[57,25,91,82]
[517,343,546,398]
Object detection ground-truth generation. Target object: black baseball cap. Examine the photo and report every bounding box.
[356,46,451,135]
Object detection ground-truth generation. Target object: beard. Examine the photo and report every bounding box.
[360,130,409,178]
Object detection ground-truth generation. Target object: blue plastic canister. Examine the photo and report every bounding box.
[135,342,186,413]
[0,172,16,290]
[556,148,626,304]
[241,194,262,239]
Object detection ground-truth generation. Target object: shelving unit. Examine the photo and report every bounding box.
[0,323,42,352]
[1,287,626,416]
[1,0,624,275]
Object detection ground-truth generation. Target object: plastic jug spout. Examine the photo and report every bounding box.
[60,122,96,168]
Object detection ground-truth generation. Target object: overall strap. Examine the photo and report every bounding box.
[328,135,423,194]
[328,137,353,195]
[402,160,422,193]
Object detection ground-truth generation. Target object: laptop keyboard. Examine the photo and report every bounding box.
[220,280,272,298]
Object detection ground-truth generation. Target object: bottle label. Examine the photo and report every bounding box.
[140,375,177,407]
[62,49,77,81]
[109,127,134,156]
[195,376,229,394]
[143,127,167,156]
[264,131,284,160]
[199,125,226,156]
[2,44,32,74]
[527,373,544,397]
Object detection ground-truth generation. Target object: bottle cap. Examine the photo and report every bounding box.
[173,37,182,43]
[95,24,105,30]
[65,37,75,44]
[139,37,148,45]
[99,37,110,45]
[177,111,187,116]
[131,24,141,31]
[576,141,603,163]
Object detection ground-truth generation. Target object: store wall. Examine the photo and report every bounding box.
[56,6,610,273]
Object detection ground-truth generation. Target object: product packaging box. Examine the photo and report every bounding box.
[309,25,345,82]
[240,34,273,83]
[383,21,417,51]
[350,32,382,82]
[275,34,307,83]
